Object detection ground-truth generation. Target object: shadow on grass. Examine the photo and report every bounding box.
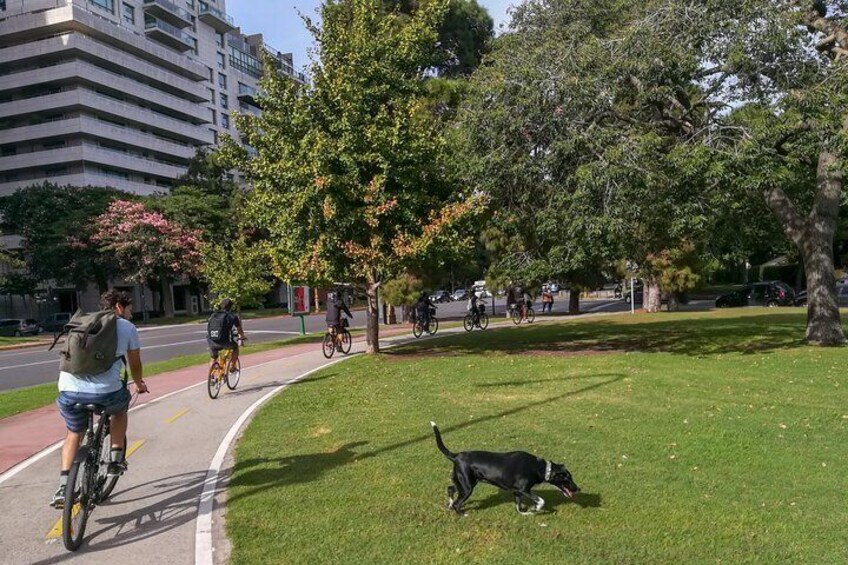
[467,489,602,513]
[228,374,623,505]
[387,312,818,358]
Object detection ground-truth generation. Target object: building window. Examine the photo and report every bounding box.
[222,114,230,130]
[100,167,129,180]
[217,52,226,70]
[216,33,224,48]
[45,166,69,177]
[121,2,134,24]
[42,139,66,150]
[1,145,16,157]
[220,93,228,109]
[208,88,215,103]
[210,128,218,144]
[207,66,214,81]
[209,109,217,125]
[89,0,114,14]
[218,72,227,89]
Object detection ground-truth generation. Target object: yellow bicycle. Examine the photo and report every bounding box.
[207,339,242,399]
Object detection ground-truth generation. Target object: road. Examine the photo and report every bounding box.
[0,297,687,392]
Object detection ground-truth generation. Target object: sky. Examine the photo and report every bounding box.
[227,0,516,71]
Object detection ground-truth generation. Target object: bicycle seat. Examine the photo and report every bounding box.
[74,403,106,414]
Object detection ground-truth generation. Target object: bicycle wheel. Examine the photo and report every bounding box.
[463,314,474,332]
[479,312,489,330]
[341,330,352,354]
[322,333,335,358]
[526,307,535,323]
[512,308,522,325]
[207,362,223,399]
[413,321,424,338]
[428,317,439,335]
[98,433,125,502]
[62,448,92,551]
[226,358,241,390]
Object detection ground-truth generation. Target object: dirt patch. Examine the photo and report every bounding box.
[310,426,332,438]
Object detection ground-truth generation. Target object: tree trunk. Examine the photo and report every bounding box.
[365,279,380,354]
[388,304,397,324]
[161,278,175,318]
[764,151,845,345]
[666,292,680,312]
[568,289,580,314]
[644,279,662,313]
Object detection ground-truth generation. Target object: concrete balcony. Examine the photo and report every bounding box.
[144,16,194,52]
[0,3,207,80]
[198,4,235,33]
[0,89,213,145]
[237,83,261,106]
[0,34,209,102]
[0,61,208,124]
[0,173,163,197]
[0,116,196,161]
[0,144,186,179]
[142,0,192,29]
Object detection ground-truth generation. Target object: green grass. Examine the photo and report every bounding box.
[0,330,343,421]
[0,336,40,346]
[135,308,291,327]
[226,308,848,564]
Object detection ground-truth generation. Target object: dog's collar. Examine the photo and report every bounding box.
[544,460,552,482]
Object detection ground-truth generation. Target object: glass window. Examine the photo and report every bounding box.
[209,108,217,125]
[216,33,224,48]
[218,72,227,89]
[121,2,134,24]
[208,88,215,103]
[217,52,226,70]
[210,128,218,144]
[89,0,114,14]
[222,114,230,129]
[220,93,228,109]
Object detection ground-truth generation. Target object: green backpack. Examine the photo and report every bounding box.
[49,310,120,376]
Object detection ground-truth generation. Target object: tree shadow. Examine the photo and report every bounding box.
[386,312,819,358]
[30,470,207,563]
[466,489,602,513]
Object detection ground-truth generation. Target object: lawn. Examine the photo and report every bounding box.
[0,336,40,347]
[226,309,848,564]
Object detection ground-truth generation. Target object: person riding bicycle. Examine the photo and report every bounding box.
[416,291,436,330]
[51,290,147,508]
[467,292,485,323]
[207,298,246,372]
[326,291,352,346]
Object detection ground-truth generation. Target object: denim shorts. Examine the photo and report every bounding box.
[57,387,131,433]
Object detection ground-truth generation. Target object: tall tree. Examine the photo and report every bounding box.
[219,0,480,352]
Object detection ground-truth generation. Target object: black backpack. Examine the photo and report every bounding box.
[207,311,234,343]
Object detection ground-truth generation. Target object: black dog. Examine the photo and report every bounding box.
[431,421,580,515]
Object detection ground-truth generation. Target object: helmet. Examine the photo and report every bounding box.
[327,291,336,302]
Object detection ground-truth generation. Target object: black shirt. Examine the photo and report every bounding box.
[326,299,352,325]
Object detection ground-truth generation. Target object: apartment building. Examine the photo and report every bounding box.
[0,0,304,317]
[0,0,305,196]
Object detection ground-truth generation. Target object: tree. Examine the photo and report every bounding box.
[201,235,274,310]
[219,0,481,353]
[0,183,124,291]
[382,274,424,322]
[92,200,203,318]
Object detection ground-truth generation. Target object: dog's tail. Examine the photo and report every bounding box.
[430,421,456,461]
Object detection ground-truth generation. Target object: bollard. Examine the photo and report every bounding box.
[297,313,306,335]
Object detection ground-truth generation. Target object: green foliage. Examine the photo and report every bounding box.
[201,236,274,309]
[645,242,702,294]
[381,274,424,305]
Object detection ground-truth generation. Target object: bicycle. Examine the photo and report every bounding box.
[60,389,137,551]
[512,301,535,325]
[463,304,489,332]
[322,317,352,359]
[208,338,243,399]
[413,307,439,338]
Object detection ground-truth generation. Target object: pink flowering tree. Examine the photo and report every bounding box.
[92,200,202,318]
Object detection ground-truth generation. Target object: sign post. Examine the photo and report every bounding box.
[291,285,310,335]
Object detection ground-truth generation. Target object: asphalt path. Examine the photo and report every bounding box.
[0,297,664,392]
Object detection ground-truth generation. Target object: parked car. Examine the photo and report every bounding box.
[429,290,452,303]
[547,283,560,293]
[0,318,40,337]
[451,288,469,301]
[39,312,72,333]
[794,286,848,307]
[474,288,493,299]
[715,281,795,308]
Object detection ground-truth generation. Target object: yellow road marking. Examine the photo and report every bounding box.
[46,439,146,539]
[164,407,191,424]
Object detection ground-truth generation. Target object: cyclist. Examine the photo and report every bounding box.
[51,290,147,508]
[467,291,485,325]
[325,291,352,349]
[207,298,246,372]
[416,291,436,331]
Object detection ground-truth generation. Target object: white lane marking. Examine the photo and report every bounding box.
[0,340,206,372]
[0,360,57,371]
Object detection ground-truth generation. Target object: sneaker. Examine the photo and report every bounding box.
[50,486,65,509]
[107,460,128,478]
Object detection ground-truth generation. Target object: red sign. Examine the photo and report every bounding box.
[293,286,310,313]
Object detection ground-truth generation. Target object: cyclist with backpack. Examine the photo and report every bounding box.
[325,291,352,349]
[50,290,147,508]
[207,298,246,372]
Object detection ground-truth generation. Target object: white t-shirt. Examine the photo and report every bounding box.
[58,318,141,394]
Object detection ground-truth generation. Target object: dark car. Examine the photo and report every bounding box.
[451,288,469,301]
[0,318,40,337]
[716,281,795,308]
[795,286,848,307]
[39,312,72,333]
[429,290,452,303]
